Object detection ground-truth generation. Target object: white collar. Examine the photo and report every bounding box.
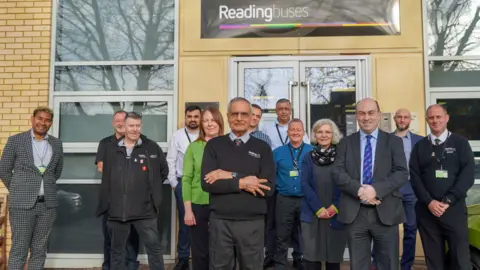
[429,129,449,144]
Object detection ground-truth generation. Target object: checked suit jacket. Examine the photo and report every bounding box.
[0,130,64,209]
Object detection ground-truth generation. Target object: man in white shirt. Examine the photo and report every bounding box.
[261,99,309,269]
[166,105,201,270]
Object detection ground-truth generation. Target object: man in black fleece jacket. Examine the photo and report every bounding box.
[201,97,276,270]
[410,104,474,270]
[97,112,169,270]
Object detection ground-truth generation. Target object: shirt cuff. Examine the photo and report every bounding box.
[330,205,339,213]
[169,178,178,188]
[315,207,325,216]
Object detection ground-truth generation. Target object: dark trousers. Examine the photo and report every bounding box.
[274,194,303,269]
[174,180,191,260]
[372,193,417,270]
[416,202,470,270]
[191,204,210,270]
[304,261,340,270]
[102,213,139,270]
[209,217,264,270]
[265,191,302,260]
[347,206,399,270]
[108,218,164,270]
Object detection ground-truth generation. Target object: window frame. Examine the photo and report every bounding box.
[47,0,179,265]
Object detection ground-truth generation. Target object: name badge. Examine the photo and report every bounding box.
[435,170,448,178]
[289,170,299,177]
[38,166,46,174]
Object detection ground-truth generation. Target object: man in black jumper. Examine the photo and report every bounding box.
[410,104,474,270]
[201,97,276,270]
[97,112,169,270]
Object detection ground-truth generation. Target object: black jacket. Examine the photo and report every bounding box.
[96,134,169,221]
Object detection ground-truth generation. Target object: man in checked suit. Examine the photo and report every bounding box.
[0,106,64,270]
[332,98,408,270]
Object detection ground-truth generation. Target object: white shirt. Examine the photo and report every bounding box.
[262,119,310,150]
[429,129,449,145]
[166,128,199,188]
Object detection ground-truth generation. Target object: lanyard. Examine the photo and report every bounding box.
[33,139,49,167]
[429,132,450,168]
[289,143,305,170]
[184,128,192,143]
[276,124,289,145]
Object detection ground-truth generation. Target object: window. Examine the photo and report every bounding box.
[49,0,177,263]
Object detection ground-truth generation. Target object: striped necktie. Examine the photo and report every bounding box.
[234,138,243,146]
[362,135,373,185]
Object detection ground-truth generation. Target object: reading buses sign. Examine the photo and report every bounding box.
[201,0,401,38]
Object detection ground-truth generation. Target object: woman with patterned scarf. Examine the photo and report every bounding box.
[300,119,347,270]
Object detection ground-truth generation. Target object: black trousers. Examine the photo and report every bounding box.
[191,204,210,270]
[108,218,164,270]
[304,261,340,270]
[347,206,399,270]
[209,217,264,270]
[416,202,470,270]
[102,213,139,270]
[274,194,302,270]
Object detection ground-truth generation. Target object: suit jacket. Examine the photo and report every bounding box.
[332,129,408,226]
[0,130,64,209]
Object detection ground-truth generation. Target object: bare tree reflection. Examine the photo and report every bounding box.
[307,67,356,104]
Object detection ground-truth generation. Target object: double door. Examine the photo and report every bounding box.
[235,56,371,136]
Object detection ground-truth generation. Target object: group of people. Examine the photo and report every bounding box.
[0,95,474,270]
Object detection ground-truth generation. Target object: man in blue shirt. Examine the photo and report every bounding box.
[249,104,272,147]
[273,119,313,270]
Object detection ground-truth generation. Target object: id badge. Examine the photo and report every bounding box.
[38,166,46,174]
[290,170,299,177]
[435,170,448,178]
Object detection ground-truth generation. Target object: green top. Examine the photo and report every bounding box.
[182,140,209,205]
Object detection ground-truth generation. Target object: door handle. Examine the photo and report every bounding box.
[301,81,311,132]
[288,81,298,103]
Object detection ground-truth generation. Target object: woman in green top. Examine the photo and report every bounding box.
[182,107,224,270]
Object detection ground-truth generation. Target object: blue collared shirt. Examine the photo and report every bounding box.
[229,132,250,144]
[262,119,310,150]
[360,128,379,184]
[273,142,313,197]
[250,129,272,147]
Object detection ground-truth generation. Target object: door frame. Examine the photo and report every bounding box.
[228,55,372,107]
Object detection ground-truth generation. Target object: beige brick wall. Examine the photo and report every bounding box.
[0,0,52,257]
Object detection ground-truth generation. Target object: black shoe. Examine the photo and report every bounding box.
[173,259,189,270]
[292,258,304,270]
[263,257,275,269]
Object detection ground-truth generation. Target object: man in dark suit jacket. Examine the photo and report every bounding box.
[333,98,409,270]
[0,107,64,270]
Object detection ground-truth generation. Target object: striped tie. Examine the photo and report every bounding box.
[363,135,373,185]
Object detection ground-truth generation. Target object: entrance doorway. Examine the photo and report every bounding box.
[229,56,371,136]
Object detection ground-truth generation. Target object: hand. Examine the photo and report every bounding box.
[326,205,337,217]
[205,169,232,184]
[240,176,270,196]
[184,211,196,226]
[359,185,377,201]
[317,209,330,219]
[172,185,176,191]
[428,200,446,217]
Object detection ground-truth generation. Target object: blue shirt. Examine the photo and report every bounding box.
[273,142,313,197]
[360,128,379,184]
[250,129,272,147]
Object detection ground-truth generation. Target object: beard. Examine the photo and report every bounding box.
[396,123,410,132]
[187,121,199,129]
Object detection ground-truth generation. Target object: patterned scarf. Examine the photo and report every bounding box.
[311,145,337,166]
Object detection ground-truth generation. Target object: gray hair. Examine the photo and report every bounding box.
[227,97,252,114]
[310,119,343,145]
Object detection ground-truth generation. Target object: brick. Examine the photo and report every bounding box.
[23,43,40,49]
[2,90,20,96]
[2,114,19,120]
[38,90,48,96]
[16,2,34,8]
[33,25,49,31]
[7,20,24,26]
[3,79,21,84]
[31,72,48,78]
[0,120,10,126]
[41,19,50,25]
[15,14,34,20]
[39,78,48,84]
[30,84,47,90]
[32,37,48,42]
[21,90,38,96]
[0,73,12,78]
[5,43,22,49]
[0,97,11,102]
[21,79,39,84]
[5,67,21,72]
[0,38,15,43]
[13,73,30,79]
[1,126,20,132]
[35,2,52,7]
[0,3,16,8]
[30,96,48,102]
[32,48,48,54]
[0,108,11,114]
[40,31,49,37]
[40,54,48,60]
[0,85,12,90]
[6,8,25,13]
[0,26,14,32]
[2,102,20,108]
[0,21,5,26]
[25,8,42,13]
[6,32,22,37]
[23,54,40,60]
[15,25,32,31]
[12,108,30,114]
[6,55,22,60]
[24,20,41,25]
[39,67,48,72]
[42,8,51,12]
[0,49,13,54]
[12,96,30,102]
[33,13,50,19]
[13,61,32,66]
[22,67,39,72]
[31,60,48,66]
[15,37,32,43]
[24,31,41,37]
[16,84,30,90]
[20,102,39,108]
[10,120,29,126]
[14,49,32,55]
[0,14,15,20]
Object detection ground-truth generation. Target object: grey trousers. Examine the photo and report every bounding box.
[209,217,264,270]
[8,202,57,270]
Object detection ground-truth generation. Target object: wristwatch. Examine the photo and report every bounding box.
[441,196,452,205]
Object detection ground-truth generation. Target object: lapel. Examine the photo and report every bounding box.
[24,131,36,167]
[46,136,57,171]
[351,132,361,178]
[373,130,385,175]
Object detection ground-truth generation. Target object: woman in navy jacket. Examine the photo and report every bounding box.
[300,119,347,270]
